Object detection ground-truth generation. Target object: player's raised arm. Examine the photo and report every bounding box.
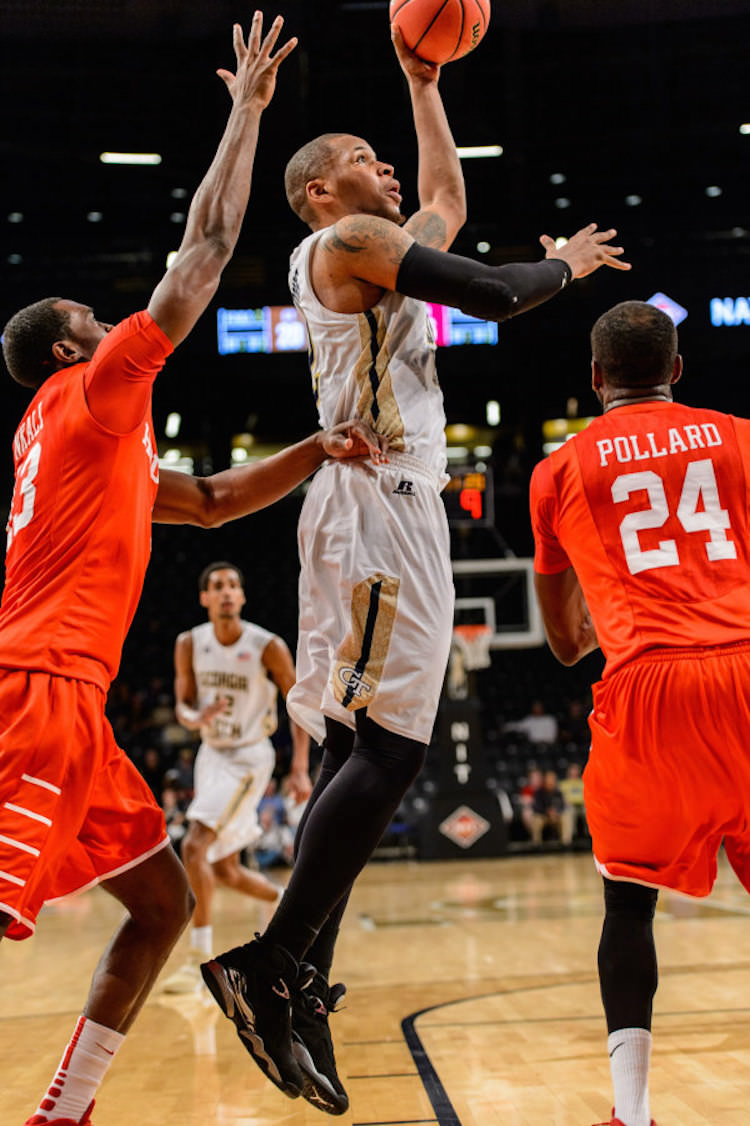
[152,419,388,527]
[319,215,630,321]
[391,24,466,249]
[148,13,297,347]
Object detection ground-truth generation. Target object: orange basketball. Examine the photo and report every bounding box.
[390,0,490,65]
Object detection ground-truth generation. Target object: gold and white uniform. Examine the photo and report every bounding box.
[286,230,455,744]
[186,620,278,862]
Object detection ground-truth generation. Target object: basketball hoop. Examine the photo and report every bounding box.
[452,623,493,671]
[447,624,492,700]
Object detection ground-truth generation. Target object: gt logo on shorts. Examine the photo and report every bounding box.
[337,667,373,698]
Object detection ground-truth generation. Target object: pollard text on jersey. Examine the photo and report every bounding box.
[596,422,722,468]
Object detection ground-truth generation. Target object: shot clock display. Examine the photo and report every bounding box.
[443,465,494,526]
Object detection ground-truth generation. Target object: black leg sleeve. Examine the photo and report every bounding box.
[598,878,659,1033]
[264,714,426,962]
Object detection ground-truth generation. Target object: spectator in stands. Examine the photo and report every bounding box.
[171,746,196,797]
[530,769,573,846]
[559,762,587,840]
[138,746,165,801]
[558,697,591,752]
[258,777,286,824]
[255,804,295,869]
[162,782,189,855]
[505,699,559,746]
[519,766,544,839]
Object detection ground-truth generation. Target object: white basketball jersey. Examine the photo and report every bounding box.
[191,620,278,750]
[289,230,449,481]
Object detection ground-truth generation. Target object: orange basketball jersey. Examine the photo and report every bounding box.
[531,400,750,676]
[0,311,173,690]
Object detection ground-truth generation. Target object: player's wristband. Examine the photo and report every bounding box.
[395,243,572,323]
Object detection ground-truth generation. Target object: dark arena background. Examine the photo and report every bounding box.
[2,0,750,853]
[2,0,750,847]
[5,6,750,1123]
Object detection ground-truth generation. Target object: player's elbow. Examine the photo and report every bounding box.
[439,199,468,245]
[545,631,583,667]
[190,478,227,529]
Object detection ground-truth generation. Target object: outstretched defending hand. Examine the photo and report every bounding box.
[217,11,297,110]
[540,223,631,279]
[321,419,390,465]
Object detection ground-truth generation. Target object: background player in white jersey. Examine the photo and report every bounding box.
[201,23,631,1114]
[162,561,310,994]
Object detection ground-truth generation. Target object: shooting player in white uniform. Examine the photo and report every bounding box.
[202,20,630,1114]
[162,560,310,993]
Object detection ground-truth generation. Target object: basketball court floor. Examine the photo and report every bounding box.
[6,850,750,1125]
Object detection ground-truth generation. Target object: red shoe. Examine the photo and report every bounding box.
[24,1100,94,1126]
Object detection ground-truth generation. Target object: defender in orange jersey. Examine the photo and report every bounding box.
[0,17,386,1126]
[530,299,750,1126]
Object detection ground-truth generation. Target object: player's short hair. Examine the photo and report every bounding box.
[2,297,68,388]
[284,133,346,225]
[591,300,678,388]
[199,561,245,591]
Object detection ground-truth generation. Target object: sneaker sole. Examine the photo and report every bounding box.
[292,1032,349,1115]
[201,958,302,1099]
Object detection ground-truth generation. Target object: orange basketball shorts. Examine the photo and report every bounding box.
[585,639,750,898]
[0,669,168,939]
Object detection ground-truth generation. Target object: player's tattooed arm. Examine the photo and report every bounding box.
[320,214,414,291]
[325,215,409,266]
[402,209,448,248]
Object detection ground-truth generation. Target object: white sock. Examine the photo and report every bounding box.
[189,924,213,957]
[34,1015,124,1122]
[608,1027,652,1126]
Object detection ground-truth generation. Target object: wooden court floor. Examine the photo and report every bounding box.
[6,850,750,1125]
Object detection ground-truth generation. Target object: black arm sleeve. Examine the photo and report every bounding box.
[395,243,573,323]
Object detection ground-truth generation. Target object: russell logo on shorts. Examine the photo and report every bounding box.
[393,479,415,496]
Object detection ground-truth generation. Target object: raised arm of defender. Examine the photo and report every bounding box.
[148,14,297,347]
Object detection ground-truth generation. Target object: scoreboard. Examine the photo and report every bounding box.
[442,465,494,527]
[217,304,498,355]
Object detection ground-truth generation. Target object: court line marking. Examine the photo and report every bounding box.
[400,963,750,1125]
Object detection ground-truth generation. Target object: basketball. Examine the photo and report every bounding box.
[390,0,490,65]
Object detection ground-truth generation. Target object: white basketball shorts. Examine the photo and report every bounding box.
[186,737,275,863]
[287,453,454,745]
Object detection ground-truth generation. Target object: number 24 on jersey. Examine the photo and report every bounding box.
[613,457,736,576]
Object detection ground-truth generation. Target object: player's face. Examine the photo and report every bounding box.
[55,299,114,360]
[327,136,403,223]
[200,569,246,621]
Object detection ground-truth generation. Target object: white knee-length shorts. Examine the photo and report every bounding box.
[287,453,454,745]
[186,737,275,863]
